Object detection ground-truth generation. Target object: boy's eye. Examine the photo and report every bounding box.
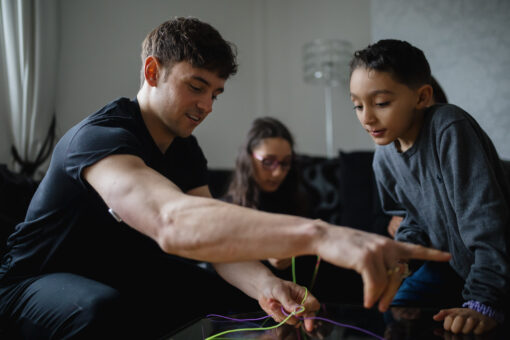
[376,101,390,107]
[353,105,363,111]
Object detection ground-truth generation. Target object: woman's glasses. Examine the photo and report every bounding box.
[252,153,292,171]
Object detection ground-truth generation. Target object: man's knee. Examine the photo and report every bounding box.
[6,273,127,339]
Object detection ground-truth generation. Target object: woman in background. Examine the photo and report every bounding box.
[225,117,308,270]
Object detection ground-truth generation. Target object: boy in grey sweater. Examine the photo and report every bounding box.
[349,39,509,335]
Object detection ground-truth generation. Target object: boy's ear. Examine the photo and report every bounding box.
[144,56,160,87]
[416,84,433,109]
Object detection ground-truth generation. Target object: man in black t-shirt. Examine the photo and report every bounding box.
[0,18,451,339]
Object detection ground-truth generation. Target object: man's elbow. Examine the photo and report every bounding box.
[155,213,204,257]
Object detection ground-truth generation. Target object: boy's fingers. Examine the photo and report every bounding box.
[444,315,454,331]
[433,309,450,321]
[451,315,466,334]
[462,317,477,334]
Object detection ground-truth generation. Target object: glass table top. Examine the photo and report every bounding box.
[162,303,509,340]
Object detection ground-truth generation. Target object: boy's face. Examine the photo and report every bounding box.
[350,67,426,151]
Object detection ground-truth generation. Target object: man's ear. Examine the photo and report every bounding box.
[144,56,160,87]
[416,84,433,109]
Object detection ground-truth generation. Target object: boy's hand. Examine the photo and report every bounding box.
[433,308,498,334]
[387,216,403,238]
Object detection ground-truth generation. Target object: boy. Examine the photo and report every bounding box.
[349,39,509,335]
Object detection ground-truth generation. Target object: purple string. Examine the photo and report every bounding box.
[205,309,384,340]
[206,313,273,322]
[280,307,385,340]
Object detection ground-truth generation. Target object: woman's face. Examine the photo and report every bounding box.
[251,137,293,192]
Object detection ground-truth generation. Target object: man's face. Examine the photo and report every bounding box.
[151,61,226,139]
[350,67,422,151]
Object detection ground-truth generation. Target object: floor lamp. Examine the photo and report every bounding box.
[303,39,353,158]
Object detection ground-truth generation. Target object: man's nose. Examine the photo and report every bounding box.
[197,96,213,114]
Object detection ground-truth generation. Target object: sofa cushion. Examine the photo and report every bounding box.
[0,165,39,255]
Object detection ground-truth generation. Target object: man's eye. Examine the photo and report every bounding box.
[189,84,202,92]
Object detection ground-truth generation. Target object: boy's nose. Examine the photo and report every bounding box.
[360,108,376,125]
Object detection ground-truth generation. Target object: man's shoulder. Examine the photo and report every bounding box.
[86,97,138,123]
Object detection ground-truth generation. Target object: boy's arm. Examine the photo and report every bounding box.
[374,170,430,246]
[439,118,510,318]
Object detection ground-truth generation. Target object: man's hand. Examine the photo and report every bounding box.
[257,278,320,332]
[314,224,451,312]
[433,308,498,335]
[268,258,292,270]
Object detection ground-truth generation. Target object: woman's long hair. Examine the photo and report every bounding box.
[226,117,302,212]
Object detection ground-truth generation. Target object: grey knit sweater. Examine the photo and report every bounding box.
[373,103,510,309]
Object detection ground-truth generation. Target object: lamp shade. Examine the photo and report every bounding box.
[303,39,353,88]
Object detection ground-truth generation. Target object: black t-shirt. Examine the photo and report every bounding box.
[0,97,208,286]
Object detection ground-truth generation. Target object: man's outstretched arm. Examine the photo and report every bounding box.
[83,153,451,310]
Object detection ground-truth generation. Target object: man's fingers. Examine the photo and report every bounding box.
[399,243,451,262]
[377,272,403,312]
[361,259,387,308]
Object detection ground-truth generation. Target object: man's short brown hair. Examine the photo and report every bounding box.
[140,17,238,85]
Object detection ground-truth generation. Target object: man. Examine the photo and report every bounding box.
[0,18,450,339]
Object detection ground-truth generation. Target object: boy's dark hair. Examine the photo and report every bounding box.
[350,39,431,89]
[140,17,238,85]
[431,75,448,103]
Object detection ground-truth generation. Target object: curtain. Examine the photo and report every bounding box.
[0,0,58,178]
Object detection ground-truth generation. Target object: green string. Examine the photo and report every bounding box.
[205,256,321,340]
[309,255,321,290]
[292,256,297,283]
[205,289,308,340]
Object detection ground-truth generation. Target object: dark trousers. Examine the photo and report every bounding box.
[391,261,464,308]
[0,257,259,339]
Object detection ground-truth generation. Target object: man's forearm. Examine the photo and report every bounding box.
[213,261,277,300]
[156,195,325,262]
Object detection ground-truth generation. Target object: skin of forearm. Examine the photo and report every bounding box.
[213,261,277,300]
[155,195,324,262]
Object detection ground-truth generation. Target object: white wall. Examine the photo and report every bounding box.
[371,0,510,159]
[7,0,506,168]
[55,0,372,169]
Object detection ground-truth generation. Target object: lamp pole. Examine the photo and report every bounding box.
[324,85,334,158]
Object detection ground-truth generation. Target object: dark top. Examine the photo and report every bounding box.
[0,97,208,286]
[373,103,510,308]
